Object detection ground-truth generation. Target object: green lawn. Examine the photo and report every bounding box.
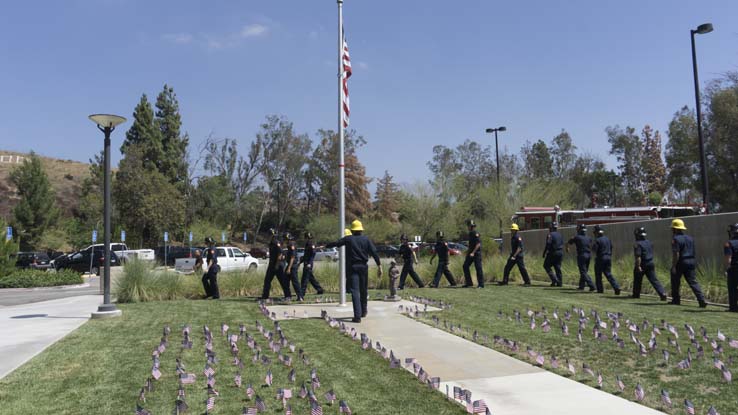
[0,298,465,415]
[398,284,738,415]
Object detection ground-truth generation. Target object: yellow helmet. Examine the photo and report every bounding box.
[510,223,520,231]
[671,218,687,230]
[350,219,364,232]
[344,228,352,236]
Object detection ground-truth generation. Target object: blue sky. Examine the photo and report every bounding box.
[1,0,736,189]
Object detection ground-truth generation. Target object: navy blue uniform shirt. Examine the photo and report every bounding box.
[206,247,218,272]
[546,231,564,253]
[468,231,481,254]
[435,240,450,261]
[594,236,612,260]
[634,239,655,264]
[672,234,695,265]
[568,234,591,257]
[284,241,296,265]
[724,239,738,268]
[400,243,413,261]
[303,242,316,266]
[511,234,525,257]
[326,235,381,266]
[268,239,282,265]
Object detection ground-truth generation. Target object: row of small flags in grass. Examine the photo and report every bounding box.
[135,313,354,414]
[402,299,730,414]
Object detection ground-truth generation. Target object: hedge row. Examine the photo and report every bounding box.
[0,269,84,288]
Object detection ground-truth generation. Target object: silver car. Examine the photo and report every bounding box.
[314,247,339,262]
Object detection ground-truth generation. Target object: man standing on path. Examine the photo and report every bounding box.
[542,222,564,287]
[670,219,706,307]
[261,229,289,300]
[284,233,302,301]
[429,231,457,288]
[500,223,531,286]
[326,220,382,323]
[632,227,667,301]
[724,223,738,312]
[203,237,220,299]
[398,234,424,289]
[300,232,324,297]
[566,224,595,291]
[593,225,621,295]
[462,220,484,288]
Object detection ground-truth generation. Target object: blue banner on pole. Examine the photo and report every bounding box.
[188,231,193,243]
[5,226,11,241]
[164,232,169,243]
[221,232,226,242]
[243,232,247,242]
[92,230,98,243]
[121,230,126,242]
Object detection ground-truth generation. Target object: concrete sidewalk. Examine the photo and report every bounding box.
[0,295,101,379]
[268,300,664,415]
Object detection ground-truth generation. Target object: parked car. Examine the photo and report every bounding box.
[83,243,155,264]
[53,248,119,275]
[249,247,269,259]
[314,247,339,262]
[155,246,204,266]
[15,252,52,270]
[375,245,400,258]
[175,246,259,273]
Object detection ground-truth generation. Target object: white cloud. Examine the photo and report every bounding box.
[357,61,369,70]
[162,33,194,44]
[240,24,268,38]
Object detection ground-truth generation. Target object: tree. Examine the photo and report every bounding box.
[0,218,20,276]
[9,153,59,249]
[550,130,577,179]
[665,106,700,202]
[154,84,189,189]
[607,125,644,205]
[374,171,401,220]
[705,72,738,210]
[641,125,667,198]
[121,94,163,170]
[520,140,554,180]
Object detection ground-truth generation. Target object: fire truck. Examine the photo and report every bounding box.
[512,205,698,231]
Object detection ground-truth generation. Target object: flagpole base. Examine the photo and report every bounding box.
[92,304,122,319]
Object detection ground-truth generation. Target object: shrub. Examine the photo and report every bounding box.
[0,269,83,288]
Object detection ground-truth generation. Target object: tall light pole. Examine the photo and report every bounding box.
[272,177,283,230]
[88,114,126,318]
[691,22,713,213]
[485,126,507,238]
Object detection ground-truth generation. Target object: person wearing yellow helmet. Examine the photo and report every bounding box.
[670,219,706,307]
[326,219,382,323]
[344,228,352,236]
[500,223,531,286]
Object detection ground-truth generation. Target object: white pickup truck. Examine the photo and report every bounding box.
[83,243,155,263]
[174,246,260,274]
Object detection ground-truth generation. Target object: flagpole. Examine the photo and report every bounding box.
[337,0,347,307]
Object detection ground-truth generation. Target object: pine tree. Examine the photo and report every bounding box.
[374,171,401,220]
[9,153,60,249]
[155,84,189,189]
[121,94,163,171]
[641,125,667,199]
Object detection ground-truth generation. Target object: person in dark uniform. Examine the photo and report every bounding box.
[283,233,302,301]
[501,223,531,285]
[566,224,595,291]
[326,220,382,323]
[632,227,667,301]
[462,220,484,288]
[593,225,621,295]
[300,232,324,297]
[202,237,220,299]
[542,222,564,287]
[724,223,738,312]
[429,231,456,288]
[670,219,706,307]
[398,234,424,289]
[260,229,290,300]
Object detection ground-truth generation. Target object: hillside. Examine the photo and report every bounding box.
[0,151,90,220]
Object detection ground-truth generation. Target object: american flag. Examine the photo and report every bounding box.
[634,383,645,401]
[299,383,308,399]
[311,400,323,415]
[243,407,258,415]
[255,395,266,412]
[341,26,352,128]
[660,389,672,407]
[471,399,488,414]
[707,405,720,415]
[288,368,296,383]
[418,368,428,383]
[453,386,462,400]
[684,399,695,415]
[722,365,732,383]
[135,404,151,415]
[138,387,145,402]
[175,399,188,414]
[596,372,603,388]
[285,404,293,415]
[178,386,185,398]
[324,389,336,403]
[235,373,242,387]
[283,388,293,399]
[339,400,352,414]
[429,377,441,389]
[207,385,219,396]
[312,376,321,390]
[265,369,273,386]
[204,365,215,377]
[206,396,215,412]
[246,384,255,399]
[180,373,196,385]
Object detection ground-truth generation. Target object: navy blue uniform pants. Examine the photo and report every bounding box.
[261,263,291,299]
[503,256,530,284]
[463,254,484,287]
[670,263,704,304]
[349,264,369,319]
[202,270,220,299]
[576,256,595,289]
[728,267,738,311]
[595,258,620,293]
[287,264,301,299]
[632,262,665,298]
[543,252,563,285]
[300,264,324,296]
[431,261,456,287]
[399,262,424,288]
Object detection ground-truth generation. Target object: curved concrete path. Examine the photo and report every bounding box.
[268,300,664,415]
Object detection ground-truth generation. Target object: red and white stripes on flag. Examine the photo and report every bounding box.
[341,27,352,128]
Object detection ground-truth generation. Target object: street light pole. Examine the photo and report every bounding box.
[88,114,126,318]
[272,177,283,231]
[691,23,713,213]
[485,126,506,238]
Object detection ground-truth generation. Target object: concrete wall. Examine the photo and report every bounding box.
[502,212,738,265]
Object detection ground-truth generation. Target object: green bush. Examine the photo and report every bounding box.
[0,269,83,288]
